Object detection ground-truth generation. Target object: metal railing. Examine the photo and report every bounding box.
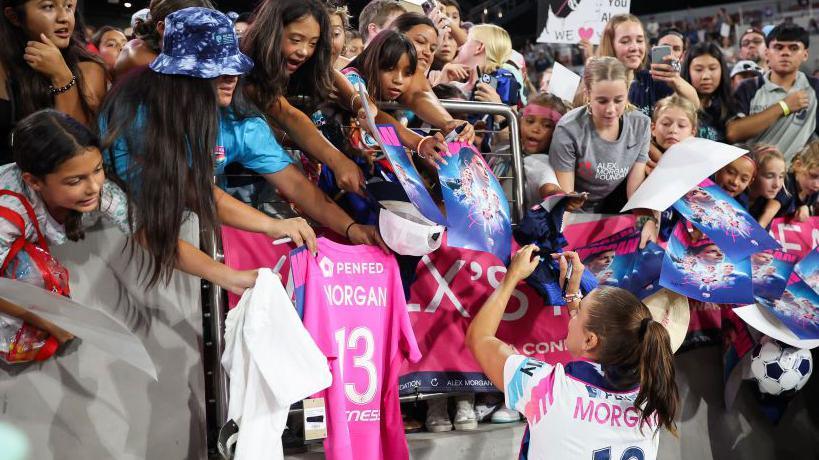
[201,98,526,453]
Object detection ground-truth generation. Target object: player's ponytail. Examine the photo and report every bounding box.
[585,287,679,436]
[635,319,679,436]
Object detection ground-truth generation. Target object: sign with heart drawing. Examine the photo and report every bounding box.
[537,0,631,45]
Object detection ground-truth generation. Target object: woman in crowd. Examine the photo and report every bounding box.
[327,3,350,70]
[648,94,698,173]
[681,42,736,142]
[99,8,315,293]
[0,0,107,164]
[778,141,819,221]
[743,145,787,228]
[657,28,686,62]
[91,26,126,72]
[549,57,657,245]
[467,247,677,459]
[113,0,213,80]
[241,0,369,196]
[595,15,698,118]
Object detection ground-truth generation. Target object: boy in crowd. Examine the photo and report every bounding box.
[727,24,819,163]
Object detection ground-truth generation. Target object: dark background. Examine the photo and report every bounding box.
[81,0,741,34]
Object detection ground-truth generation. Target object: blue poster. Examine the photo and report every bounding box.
[794,248,819,294]
[757,278,819,340]
[660,222,753,303]
[576,232,640,289]
[752,250,798,301]
[438,142,512,263]
[376,124,446,225]
[672,179,780,259]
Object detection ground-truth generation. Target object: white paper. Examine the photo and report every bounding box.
[733,303,819,349]
[622,138,748,212]
[720,23,731,38]
[539,192,587,213]
[547,62,581,103]
[0,278,157,379]
[537,0,631,45]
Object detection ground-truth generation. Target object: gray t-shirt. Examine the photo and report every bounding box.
[549,107,650,213]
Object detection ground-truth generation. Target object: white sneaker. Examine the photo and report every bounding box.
[425,398,453,433]
[490,406,521,423]
[453,395,478,431]
[474,393,502,422]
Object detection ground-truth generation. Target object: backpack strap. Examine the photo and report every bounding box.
[0,189,49,252]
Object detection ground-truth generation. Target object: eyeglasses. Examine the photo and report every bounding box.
[741,38,764,47]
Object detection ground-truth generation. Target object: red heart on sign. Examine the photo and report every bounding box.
[578,27,594,41]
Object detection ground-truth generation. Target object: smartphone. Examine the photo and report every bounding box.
[651,45,672,65]
[480,72,499,90]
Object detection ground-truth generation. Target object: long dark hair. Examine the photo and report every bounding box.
[137,0,214,53]
[98,67,220,287]
[585,287,679,436]
[241,0,333,112]
[390,12,436,35]
[0,0,103,126]
[12,109,99,240]
[681,42,736,123]
[348,30,417,100]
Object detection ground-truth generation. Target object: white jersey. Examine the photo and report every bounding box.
[504,355,660,460]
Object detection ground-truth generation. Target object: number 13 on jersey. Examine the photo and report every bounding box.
[335,327,377,405]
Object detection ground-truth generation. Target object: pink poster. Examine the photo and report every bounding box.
[399,235,572,394]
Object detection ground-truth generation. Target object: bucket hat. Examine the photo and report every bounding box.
[150,7,253,79]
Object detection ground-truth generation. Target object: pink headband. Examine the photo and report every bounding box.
[737,154,758,178]
[522,104,563,123]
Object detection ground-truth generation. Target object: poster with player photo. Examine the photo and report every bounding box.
[438,142,512,263]
[794,248,819,294]
[661,222,753,303]
[575,232,640,289]
[376,124,446,225]
[756,278,819,340]
[630,242,665,297]
[672,179,780,259]
[752,250,798,301]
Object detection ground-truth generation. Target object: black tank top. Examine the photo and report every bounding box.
[0,98,11,166]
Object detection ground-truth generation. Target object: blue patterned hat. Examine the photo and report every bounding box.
[149,7,253,79]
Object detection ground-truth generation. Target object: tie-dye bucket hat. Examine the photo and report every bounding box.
[149,7,253,79]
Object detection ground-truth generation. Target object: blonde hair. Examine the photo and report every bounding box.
[749,144,785,171]
[469,24,512,74]
[597,14,647,77]
[652,94,698,127]
[791,141,819,173]
[328,5,351,30]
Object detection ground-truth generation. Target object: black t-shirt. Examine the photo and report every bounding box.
[0,98,11,166]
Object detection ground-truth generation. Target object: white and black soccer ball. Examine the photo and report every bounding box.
[750,338,812,396]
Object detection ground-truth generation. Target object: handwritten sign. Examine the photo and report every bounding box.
[537,0,631,45]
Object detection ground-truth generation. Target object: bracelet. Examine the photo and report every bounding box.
[345,221,357,240]
[416,135,433,152]
[636,215,658,228]
[350,93,361,111]
[564,292,583,304]
[48,75,77,95]
[779,100,791,117]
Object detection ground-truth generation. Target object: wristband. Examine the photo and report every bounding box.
[48,75,77,95]
[350,93,362,111]
[636,215,658,228]
[779,100,791,117]
[345,221,356,240]
[564,292,583,304]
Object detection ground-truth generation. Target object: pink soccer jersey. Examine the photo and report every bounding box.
[290,238,422,460]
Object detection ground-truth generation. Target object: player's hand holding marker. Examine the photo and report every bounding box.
[553,251,584,307]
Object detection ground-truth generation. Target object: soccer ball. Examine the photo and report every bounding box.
[750,338,813,396]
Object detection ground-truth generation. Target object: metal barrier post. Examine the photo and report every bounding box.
[201,228,229,430]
